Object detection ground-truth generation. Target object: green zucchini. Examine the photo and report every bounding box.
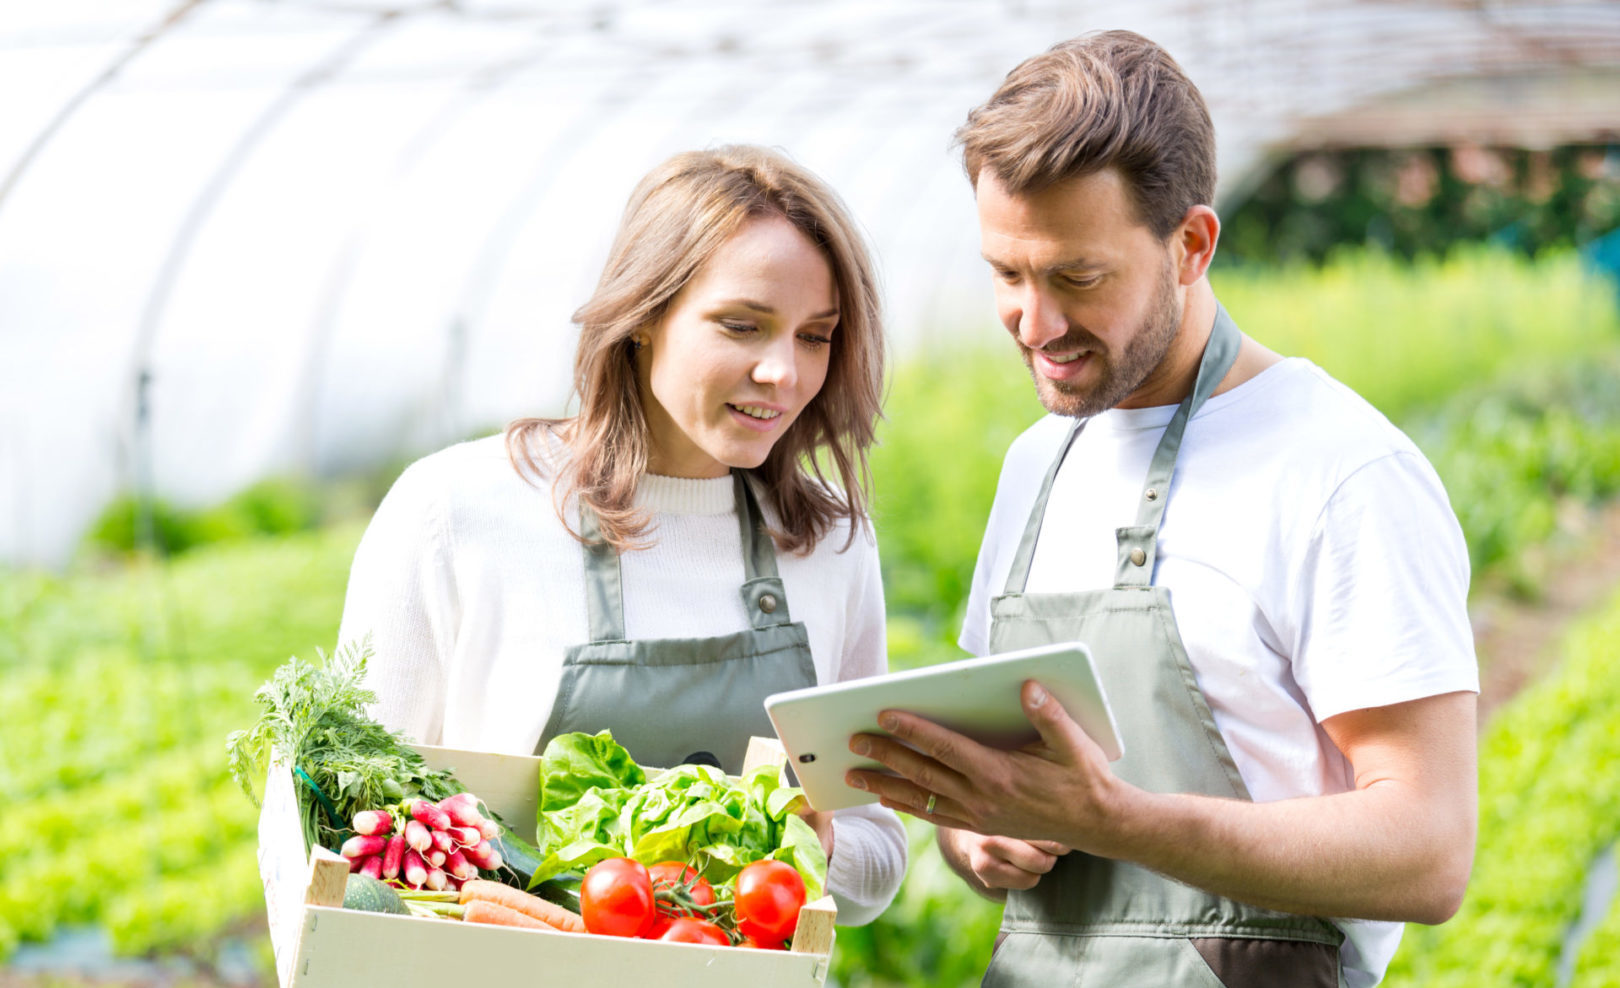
[343,873,410,915]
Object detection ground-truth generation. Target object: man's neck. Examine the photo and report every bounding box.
[1117,281,1218,410]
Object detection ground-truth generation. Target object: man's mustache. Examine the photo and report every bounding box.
[1019,328,1104,353]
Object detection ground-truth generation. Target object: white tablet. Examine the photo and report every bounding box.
[763,641,1123,811]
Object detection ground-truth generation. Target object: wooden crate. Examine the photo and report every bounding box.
[257,738,837,988]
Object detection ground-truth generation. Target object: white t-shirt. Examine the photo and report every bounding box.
[960,358,1478,988]
[338,432,906,925]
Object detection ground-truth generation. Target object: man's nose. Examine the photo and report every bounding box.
[1016,286,1067,349]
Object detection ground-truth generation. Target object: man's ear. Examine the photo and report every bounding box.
[1173,205,1220,286]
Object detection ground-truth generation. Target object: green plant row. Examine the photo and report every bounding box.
[1573,866,1620,984]
[0,526,359,967]
[0,655,247,802]
[1212,247,1619,424]
[0,740,260,957]
[85,478,327,557]
[1411,357,1620,595]
[1384,588,1620,987]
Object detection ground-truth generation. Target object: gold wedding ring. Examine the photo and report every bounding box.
[924,793,937,815]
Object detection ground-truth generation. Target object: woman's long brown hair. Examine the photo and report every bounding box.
[505,145,886,555]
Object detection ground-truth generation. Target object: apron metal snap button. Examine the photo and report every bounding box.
[1145,488,1158,500]
[1129,547,1147,566]
[759,593,778,613]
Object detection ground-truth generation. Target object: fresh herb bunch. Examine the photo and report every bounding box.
[226,638,458,853]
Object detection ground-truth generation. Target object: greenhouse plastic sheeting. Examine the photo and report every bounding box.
[3,0,1618,566]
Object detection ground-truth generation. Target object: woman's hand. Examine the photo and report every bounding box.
[797,804,836,861]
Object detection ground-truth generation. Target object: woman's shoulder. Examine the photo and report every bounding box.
[801,491,880,566]
[386,430,565,512]
[393,432,517,484]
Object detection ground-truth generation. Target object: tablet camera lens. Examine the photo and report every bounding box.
[798,753,816,763]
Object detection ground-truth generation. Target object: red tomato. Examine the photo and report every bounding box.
[742,935,789,950]
[644,913,674,939]
[733,859,806,944]
[658,918,731,946]
[648,861,716,906]
[580,857,655,938]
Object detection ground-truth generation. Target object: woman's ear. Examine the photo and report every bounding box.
[1173,204,1220,286]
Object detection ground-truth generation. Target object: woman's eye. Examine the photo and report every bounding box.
[719,320,757,334]
[797,333,833,349]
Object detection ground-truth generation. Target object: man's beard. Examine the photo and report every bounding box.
[1023,258,1182,419]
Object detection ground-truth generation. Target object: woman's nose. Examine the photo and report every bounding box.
[752,338,799,388]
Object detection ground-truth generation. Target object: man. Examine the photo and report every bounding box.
[846,30,1478,988]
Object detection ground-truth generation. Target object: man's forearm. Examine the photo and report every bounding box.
[1096,773,1473,923]
[854,688,1477,924]
[1097,693,1478,924]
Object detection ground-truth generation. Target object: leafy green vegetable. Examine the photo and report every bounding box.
[530,731,827,901]
[224,638,458,853]
[537,728,647,812]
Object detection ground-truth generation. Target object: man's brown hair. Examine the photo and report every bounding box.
[956,30,1216,239]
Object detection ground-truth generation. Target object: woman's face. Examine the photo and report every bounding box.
[638,213,839,479]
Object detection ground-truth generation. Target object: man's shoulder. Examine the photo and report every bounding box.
[1207,358,1425,475]
[1003,414,1077,473]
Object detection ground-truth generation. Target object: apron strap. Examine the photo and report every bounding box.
[1001,419,1085,596]
[579,501,627,642]
[1114,304,1243,588]
[734,470,794,628]
[578,473,793,643]
[734,471,778,581]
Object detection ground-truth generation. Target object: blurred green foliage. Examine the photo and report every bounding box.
[867,347,1043,664]
[831,819,1000,987]
[1211,247,1620,423]
[82,453,420,560]
[1411,357,1620,596]
[1219,144,1620,265]
[1384,587,1620,988]
[86,478,326,557]
[0,526,360,969]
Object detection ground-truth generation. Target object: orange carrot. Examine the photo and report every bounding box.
[462,900,553,930]
[459,879,588,933]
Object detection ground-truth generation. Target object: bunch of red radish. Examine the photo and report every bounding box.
[339,792,504,891]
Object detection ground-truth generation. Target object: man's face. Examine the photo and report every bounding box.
[977,168,1184,418]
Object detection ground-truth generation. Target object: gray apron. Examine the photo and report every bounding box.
[535,471,818,773]
[983,307,1346,988]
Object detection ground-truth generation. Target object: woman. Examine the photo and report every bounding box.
[337,145,905,924]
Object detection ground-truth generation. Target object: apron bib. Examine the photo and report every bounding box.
[535,471,817,774]
[983,308,1345,988]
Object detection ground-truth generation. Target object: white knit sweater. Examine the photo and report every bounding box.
[337,433,907,924]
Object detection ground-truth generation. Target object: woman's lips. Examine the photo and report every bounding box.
[727,403,786,432]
